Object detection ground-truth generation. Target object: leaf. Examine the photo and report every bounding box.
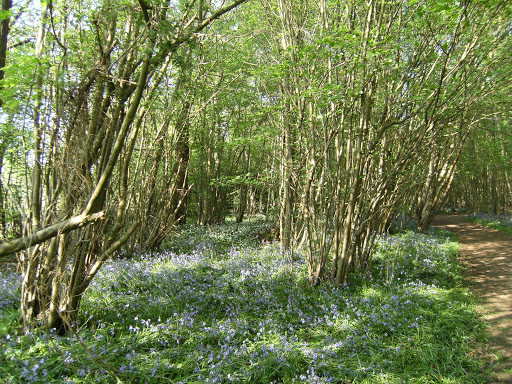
[0,10,12,20]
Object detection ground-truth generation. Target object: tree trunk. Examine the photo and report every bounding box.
[171,102,191,225]
[0,0,12,107]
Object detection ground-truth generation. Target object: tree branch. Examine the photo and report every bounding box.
[83,221,139,288]
[0,211,105,257]
[8,37,34,49]
[195,0,249,33]
[156,0,249,62]
[138,0,151,24]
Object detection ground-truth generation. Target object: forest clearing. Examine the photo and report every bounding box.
[0,0,512,383]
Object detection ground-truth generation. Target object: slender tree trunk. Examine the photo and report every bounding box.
[276,0,299,251]
[171,102,191,225]
[0,0,12,107]
[236,147,250,224]
[0,145,6,238]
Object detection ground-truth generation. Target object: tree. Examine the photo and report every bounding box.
[254,0,512,285]
[411,0,512,230]
[0,0,511,327]
[0,0,12,108]
[0,0,249,333]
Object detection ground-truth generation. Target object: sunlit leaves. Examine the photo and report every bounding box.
[0,9,11,21]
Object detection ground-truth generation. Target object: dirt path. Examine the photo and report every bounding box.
[432,214,512,383]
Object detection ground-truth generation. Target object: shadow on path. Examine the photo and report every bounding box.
[433,214,512,383]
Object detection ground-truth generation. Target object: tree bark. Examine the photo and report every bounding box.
[0,0,12,107]
[0,211,105,257]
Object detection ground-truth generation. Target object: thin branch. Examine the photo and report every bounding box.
[8,37,34,49]
[196,0,250,33]
[48,0,67,56]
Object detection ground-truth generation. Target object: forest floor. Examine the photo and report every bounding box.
[433,214,512,383]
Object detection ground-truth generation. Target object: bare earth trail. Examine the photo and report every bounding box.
[432,214,512,383]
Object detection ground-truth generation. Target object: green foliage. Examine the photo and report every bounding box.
[0,226,490,383]
[0,55,38,113]
[466,214,512,234]
[0,0,509,380]
[0,9,11,21]
[161,217,275,256]
[211,173,268,188]
[373,230,462,288]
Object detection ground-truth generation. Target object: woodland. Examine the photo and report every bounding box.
[0,0,511,381]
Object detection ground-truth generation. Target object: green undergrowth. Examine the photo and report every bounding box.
[466,213,512,234]
[0,223,490,383]
[161,216,276,256]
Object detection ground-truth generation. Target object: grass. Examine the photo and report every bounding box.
[466,213,512,234]
[0,221,490,383]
